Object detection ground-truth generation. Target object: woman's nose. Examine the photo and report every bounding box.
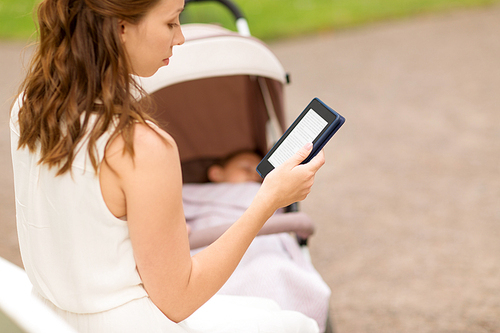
[175,28,185,46]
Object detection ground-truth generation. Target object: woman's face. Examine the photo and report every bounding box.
[121,0,185,77]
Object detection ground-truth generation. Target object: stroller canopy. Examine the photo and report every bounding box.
[140,24,287,94]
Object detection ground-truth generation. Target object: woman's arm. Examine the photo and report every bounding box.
[187,211,314,249]
[100,123,324,322]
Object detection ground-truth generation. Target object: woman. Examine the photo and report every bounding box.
[10,0,325,331]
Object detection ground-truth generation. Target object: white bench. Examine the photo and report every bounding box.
[0,257,76,332]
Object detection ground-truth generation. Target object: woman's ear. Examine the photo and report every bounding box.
[207,165,225,183]
[118,19,127,43]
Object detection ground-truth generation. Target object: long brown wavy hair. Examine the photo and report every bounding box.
[16,0,162,175]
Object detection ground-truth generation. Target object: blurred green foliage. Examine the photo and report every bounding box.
[0,0,39,40]
[183,0,500,40]
[1,0,499,41]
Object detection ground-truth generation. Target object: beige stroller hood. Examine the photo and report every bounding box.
[140,24,287,92]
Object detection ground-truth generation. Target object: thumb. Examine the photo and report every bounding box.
[285,142,313,167]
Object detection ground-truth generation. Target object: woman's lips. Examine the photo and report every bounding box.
[163,58,170,65]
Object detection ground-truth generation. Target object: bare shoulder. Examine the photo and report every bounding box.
[133,122,177,154]
[105,122,180,171]
[100,122,182,219]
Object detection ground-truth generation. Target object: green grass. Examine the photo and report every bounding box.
[0,0,39,40]
[0,309,25,333]
[1,0,500,41]
[183,0,500,40]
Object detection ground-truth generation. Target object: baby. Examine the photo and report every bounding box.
[207,150,263,183]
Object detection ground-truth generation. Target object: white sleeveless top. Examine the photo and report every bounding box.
[9,97,148,313]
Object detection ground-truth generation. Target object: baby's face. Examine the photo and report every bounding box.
[222,152,262,183]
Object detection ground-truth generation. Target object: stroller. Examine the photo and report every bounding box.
[139,1,334,332]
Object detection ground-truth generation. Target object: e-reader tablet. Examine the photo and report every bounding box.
[256,98,345,178]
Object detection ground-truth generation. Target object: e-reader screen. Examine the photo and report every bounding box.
[268,109,328,167]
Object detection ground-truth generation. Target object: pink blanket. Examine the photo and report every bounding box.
[183,183,331,332]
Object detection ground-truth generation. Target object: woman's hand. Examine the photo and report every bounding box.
[256,143,325,211]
